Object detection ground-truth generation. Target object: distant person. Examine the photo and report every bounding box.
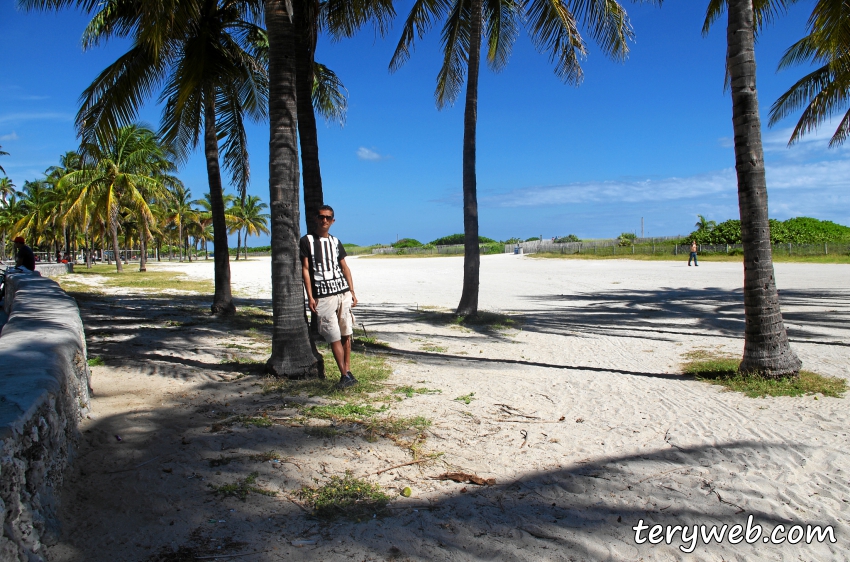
[13,237,35,271]
[688,240,699,267]
[300,205,359,389]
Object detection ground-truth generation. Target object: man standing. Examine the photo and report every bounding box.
[688,240,699,267]
[13,237,35,271]
[300,205,359,388]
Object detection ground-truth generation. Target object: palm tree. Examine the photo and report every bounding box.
[59,124,175,273]
[165,184,201,262]
[0,177,16,205]
[229,194,270,259]
[197,191,236,259]
[265,0,324,378]
[703,0,801,377]
[0,145,8,175]
[768,0,850,146]
[695,214,717,232]
[0,195,26,260]
[22,0,267,315]
[391,0,634,317]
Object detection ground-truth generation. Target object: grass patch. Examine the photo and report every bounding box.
[420,344,447,353]
[303,403,387,422]
[210,472,277,501]
[262,346,392,398]
[87,356,105,366]
[298,472,390,520]
[60,264,214,294]
[454,392,476,405]
[304,426,341,439]
[682,351,847,398]
[394,385,441,398]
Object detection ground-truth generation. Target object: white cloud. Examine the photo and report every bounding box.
[356,147,385,161]
[480,158,850,209]
[0,112,73,124]
[0,132,19,141]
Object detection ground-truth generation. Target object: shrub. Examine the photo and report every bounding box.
[524,236,541,242]
[503,237,523,244]
[429,234,497,246]
[392,238,423,248]
[618,232,636,247]
[554,234,580,243]
[685,217,850,244]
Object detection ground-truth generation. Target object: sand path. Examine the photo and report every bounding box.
[47,255,850,561]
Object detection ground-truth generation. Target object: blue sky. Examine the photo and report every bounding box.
[1,0,847,246]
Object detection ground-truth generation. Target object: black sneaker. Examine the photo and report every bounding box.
[346,371,359,384]
[335,374,357,389]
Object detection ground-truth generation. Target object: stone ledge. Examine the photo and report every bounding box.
[0,270,91,562]
[33,264,73,278]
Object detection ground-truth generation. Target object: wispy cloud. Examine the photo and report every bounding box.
[0,132,18,141]
[0,112,73,124]
[356,146,386,161]
[480,158,850,209]
[16,95,50,101]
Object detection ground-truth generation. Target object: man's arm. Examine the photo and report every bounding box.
[339,258,357,307]
[301,256,317,313]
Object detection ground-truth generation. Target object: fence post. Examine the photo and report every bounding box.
[674,245,678,256]
[825,242,828,255]
[632,244,635,255]
[789,242,792,255]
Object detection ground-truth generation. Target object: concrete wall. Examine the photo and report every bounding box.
[0,270,91,562]
[32,264,73,279]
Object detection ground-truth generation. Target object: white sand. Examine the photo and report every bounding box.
[143,254,850,560]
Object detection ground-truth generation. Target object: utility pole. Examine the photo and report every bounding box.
[641,217,644,238]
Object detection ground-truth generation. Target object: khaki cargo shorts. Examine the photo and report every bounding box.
[316,291,355,343]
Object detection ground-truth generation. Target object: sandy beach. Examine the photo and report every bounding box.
[47,254,850,561]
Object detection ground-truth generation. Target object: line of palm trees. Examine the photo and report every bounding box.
[14,0,850,380]
[0,127,269,270]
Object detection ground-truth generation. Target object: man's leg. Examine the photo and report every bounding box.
[329,339,346,377]
[341,335,351,374]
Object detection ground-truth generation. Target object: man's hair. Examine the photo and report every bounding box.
[317,205,334,217]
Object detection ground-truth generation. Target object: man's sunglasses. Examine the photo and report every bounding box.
[317,214,334,222]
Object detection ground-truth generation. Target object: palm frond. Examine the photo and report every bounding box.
[313,62,349,125]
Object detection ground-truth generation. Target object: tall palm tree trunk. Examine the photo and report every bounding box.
[456,0,483,317]
[236,229,242,260]
[178,222,184,262]
[295,5,324,235]
[727,0,800,378]
[110,210,123,272]
[204,94,236,315]
[265,0,323,379]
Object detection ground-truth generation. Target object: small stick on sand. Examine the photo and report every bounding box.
[376,457,439,475]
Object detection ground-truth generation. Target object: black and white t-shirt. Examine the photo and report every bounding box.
[299,234,350,298]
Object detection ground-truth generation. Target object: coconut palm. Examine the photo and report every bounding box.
[0,177,16,205]
[21,0,267,315]
[228,194,270,259]
[0,194,26,260]
[695,214,717,232]
[197,191,236,259]
[264,0,324,378]
[768,0,850,146]
[703,0,801,377]
[391,0,634,317]
[0,145,8,175]
[59,124,176,273]
[165,184,201,262]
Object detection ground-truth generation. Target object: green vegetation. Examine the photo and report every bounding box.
[298,472,390,519]
[392,238,425,248]
[428,234,497,246]
[86,356,105,366]
[454,392,476,405]
[686,217,850,244]
[394,385,441,398]
[304,403,387,422]
[210,472,277,501]
[419,344,447,353]
[554,234,580,243]
[682,350,846,398]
